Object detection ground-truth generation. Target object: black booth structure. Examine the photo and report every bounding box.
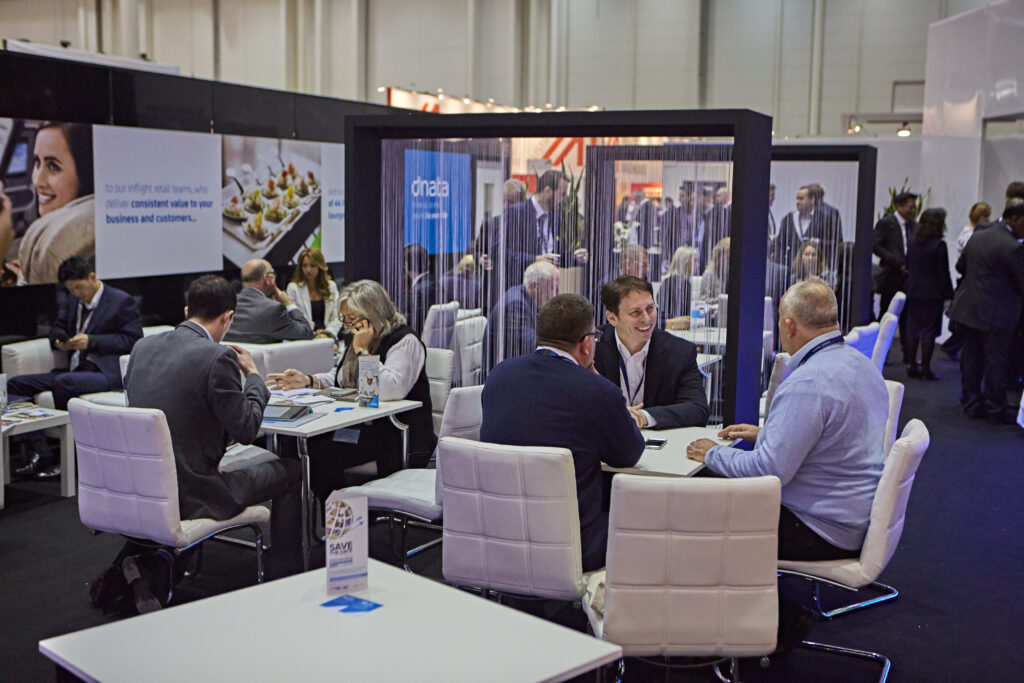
[345,110,773,426]
[0,50,404,342]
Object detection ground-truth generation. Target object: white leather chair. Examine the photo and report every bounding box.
[425,347,454,435]
[453,316,486,387]
[759,352,791,421]
[883,380,905,456]
[456,307,482,321]
[872,313,899,372]
[227,336,335,376]
[583,475,780,680]
[780,419,929,619]
[342,386,483,569]
[846,321,880,359]
[421,300,459,349]
[439,436,591,601]
[69,398,270,585]
[886,291,906,318]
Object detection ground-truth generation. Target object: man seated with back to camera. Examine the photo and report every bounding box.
[222,258,314,344]
[594,275,709,430]
[124,275,302,589]
[686,279,888,561]
[481,294,645,571]
[9,256,143,479]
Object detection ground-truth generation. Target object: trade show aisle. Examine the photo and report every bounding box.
[1,352,1021,682]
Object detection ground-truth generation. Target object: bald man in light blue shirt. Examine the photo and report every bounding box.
[687,279,889,560]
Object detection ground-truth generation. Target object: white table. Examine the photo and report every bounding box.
[260,399,423,569]
[670,326,728,347]
[1,407,74,509]
[39,560,622,683]
[603,426,731,478]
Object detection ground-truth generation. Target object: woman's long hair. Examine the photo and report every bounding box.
[339,280,407,387]
[38,121,94,197]
[290,247,331,298]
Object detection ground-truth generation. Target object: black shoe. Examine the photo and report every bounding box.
[122,556,163,614]
[920,370,941,381]
[988,411,1019,426]
[965,406,987,420]
[14,452,55,478]
[35,465,62,480]
[907,365,921,378]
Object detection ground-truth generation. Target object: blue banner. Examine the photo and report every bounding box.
[403,149,471,254]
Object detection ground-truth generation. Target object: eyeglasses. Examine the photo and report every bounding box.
[341,314,366,329]
[580,329,604,342]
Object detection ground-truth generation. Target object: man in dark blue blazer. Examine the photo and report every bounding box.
[485,260,559,367]
[593,275,709,430]
[9,256,143,477]
[481,294,644,571]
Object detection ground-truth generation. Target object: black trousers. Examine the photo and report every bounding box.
[778,506,860,561]
[959,324,1015,418]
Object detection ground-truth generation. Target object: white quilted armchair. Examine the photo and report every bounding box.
[584,475,780,680]
[69,398,270,588]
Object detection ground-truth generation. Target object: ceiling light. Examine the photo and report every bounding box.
[897,122,911,137]
[853,123,862,133]
[437,94,445,100]
[463,97,471,104]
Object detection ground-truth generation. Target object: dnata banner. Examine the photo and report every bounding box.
[403,149,471,254]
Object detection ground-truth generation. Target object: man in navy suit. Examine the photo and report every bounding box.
[481,293,644,571]
[485,260,559,368]
[490,170,587,291]
[593,275,709,430]
[9,256,143,478]
[873,191,917,360]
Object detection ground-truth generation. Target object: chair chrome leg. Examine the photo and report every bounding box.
[819,581,899,618]
[297,436,311,571]
[389,415,410,469]
[800,640,890,683]
[182,543,204,579]
[252,524,265,583]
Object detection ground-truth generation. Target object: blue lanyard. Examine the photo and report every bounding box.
[796,334,844,368]
[536,348,574,363]
[617,352,646,406]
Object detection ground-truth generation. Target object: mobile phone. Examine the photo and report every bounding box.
[644,438,667,450]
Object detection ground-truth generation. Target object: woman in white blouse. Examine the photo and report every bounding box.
[286,247,341,340]
[268,280,436,499]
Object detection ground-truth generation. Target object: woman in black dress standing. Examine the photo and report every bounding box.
[904,208,954,380]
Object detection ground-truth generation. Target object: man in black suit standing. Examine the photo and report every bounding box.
[948,200,1024,423]
[702,187,731,268]
[126,275,302,578]
[873,191,917,359]
[593,275,709,430]
[9,256,143,479]
[222,258,314,344]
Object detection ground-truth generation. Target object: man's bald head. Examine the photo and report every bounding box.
[780,279,839,329]
[241,259,275,295]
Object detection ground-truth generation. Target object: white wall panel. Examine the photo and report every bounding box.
[151,0,215,79]
[0,0,79,48]
[217,0,289,89]
[706,0,776,115]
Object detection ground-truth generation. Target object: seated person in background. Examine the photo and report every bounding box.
[125,275,302,580]
[481,293,644,571]
[438,254,483,309]
[790,239,835,289]
[486,260,559,365]
[222,258,314,344]
[402,243,435,337]
[657,246,698,330]
[594,276,709,431]
[9,256,143,479]
[686,279,888,561]
[619,244,649,280]
[699,237,730,302]
[286,247,341,341]
[268,280,435,500]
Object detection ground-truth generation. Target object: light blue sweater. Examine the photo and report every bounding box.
[706,331,889,550]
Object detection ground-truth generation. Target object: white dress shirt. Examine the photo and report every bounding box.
[70,282,104,371]
[614,330,656,427]
[531,195,553,254]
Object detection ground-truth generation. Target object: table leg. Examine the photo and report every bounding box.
[1,434,7,510]
[389,415,410,469]
[59,422,75,498]
[297,435,311,571]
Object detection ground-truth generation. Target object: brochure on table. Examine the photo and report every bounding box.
[325,491,368,595]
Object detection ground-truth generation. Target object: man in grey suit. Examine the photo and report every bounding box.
[949,200,1024,424]
[126,275,302,579]
[223,258,314,344]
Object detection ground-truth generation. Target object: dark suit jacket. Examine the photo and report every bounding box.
[873,213,915,292]
[774,209,842,267]
[492,199,569,288]
[905,237,954,301]
[222,286,314,344]
[486,284,537,363]
[49,284,143,388]
[481,352,644,558]
[593,325,709,429]
[949,224,1024,331]
[126,321,270,520]
[702,204,731,267]
[404,273,436,337]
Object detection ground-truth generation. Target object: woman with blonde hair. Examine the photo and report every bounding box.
[658,246,698,329]
[956,201,990,256]
[286,247,341,339]
[698,237,730,301]
[268,280,435,499]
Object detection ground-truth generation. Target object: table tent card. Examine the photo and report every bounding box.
[325,491,368,595]
[358,355,380,408]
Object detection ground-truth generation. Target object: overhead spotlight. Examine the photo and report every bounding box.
[556,106,566,112]
[462,98,471,104]
[376,86,386,93]
[853,123,862,133]
[487,97,495,104]
[544,102,553,108]
[588,105,600,112]
[437,88,444,93]
[437,93,445,100]
[897,122,911,137]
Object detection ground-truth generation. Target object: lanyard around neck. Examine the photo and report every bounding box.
[796,334,844,368]
[617,351,645,406]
